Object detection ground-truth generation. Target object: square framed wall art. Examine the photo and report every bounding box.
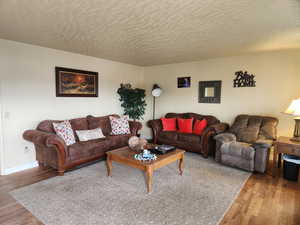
[55,67,98,97]
[198,80,222,104]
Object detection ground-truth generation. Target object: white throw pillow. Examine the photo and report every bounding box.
[109,116,131,135]
[75,128,105,142]
[52,120,76,146]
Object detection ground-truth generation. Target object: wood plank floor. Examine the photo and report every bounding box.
[0,158,299,225]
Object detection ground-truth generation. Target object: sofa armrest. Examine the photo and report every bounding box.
[147,119,163,144]
[128,121,142,135]
[23,130,67,163]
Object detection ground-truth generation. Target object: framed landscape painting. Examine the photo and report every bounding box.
[55,67,98,97]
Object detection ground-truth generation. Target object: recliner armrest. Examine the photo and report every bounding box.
[252,139,273,149]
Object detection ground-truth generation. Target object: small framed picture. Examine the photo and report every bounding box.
[177,77,191,88]
[55,67,98,97]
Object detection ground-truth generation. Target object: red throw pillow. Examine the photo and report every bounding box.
[161,118,177,131]
[178,118,194,133]
[193,119,207,135]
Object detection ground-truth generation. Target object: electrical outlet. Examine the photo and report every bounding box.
[24,146,30,153]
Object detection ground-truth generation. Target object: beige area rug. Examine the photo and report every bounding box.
[11,153,250,225]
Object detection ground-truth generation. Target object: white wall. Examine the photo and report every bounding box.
[0,39,144,174]
[0,84,4,174]
[1,38,300,175]
[142,50,300,138]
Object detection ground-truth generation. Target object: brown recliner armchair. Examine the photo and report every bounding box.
[214,115,278,173]
[147,113,228,157]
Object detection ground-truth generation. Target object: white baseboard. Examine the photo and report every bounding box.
[3,161,38,175]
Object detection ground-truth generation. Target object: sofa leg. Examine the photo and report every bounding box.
[57,170,65,176]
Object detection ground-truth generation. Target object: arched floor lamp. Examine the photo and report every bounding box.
[151,84,162,120]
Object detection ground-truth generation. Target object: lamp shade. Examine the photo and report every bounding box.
[284,98,300,116]
[151,84,162,97]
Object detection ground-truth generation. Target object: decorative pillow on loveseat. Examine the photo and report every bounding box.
[75,128,105,142]
[161,118,177,131]
[109,116,131,135]
[193,119,207,135]
[178,118,194,133]
[52,120,76,146]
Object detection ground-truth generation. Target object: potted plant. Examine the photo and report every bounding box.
[117,84,147,121]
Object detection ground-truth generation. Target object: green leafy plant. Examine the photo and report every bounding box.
[117,84,147,121]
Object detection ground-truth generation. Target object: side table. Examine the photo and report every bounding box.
[273,136,300,183]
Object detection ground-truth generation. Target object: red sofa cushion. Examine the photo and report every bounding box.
[161,118,177,131]
[178,118,194,133]
[193,119,208,135]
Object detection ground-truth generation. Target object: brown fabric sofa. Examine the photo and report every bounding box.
[23,114,142,175]
[147,113,228,157]
[214,114,278,173]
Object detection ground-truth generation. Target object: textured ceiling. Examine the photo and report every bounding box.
[1,0,300,66]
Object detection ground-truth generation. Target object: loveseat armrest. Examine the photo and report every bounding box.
[147,119,163,144]
[200,123,230,158]
[209,122,229,134]
[214,133,236,143]
[128,121,143,136]
[23,130,67,167]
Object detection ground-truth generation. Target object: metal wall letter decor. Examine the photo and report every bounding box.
[233,71,256,87]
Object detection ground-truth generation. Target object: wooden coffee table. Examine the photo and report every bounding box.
[106,146,185,193]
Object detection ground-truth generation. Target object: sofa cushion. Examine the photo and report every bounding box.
[70,118,89,141]
[178,133,201,143]
[87,115,117,136]
[107,134,133,149]
[258,117,278,140]
[67,139,110,161]
[221,141,254,160]
[70,118,88,131]
[229,115,278,143]
[159,131,178,141]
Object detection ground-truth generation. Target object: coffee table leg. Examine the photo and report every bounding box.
[146,166,153,193]
[179,155,184,175]
[106,155,112,177]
